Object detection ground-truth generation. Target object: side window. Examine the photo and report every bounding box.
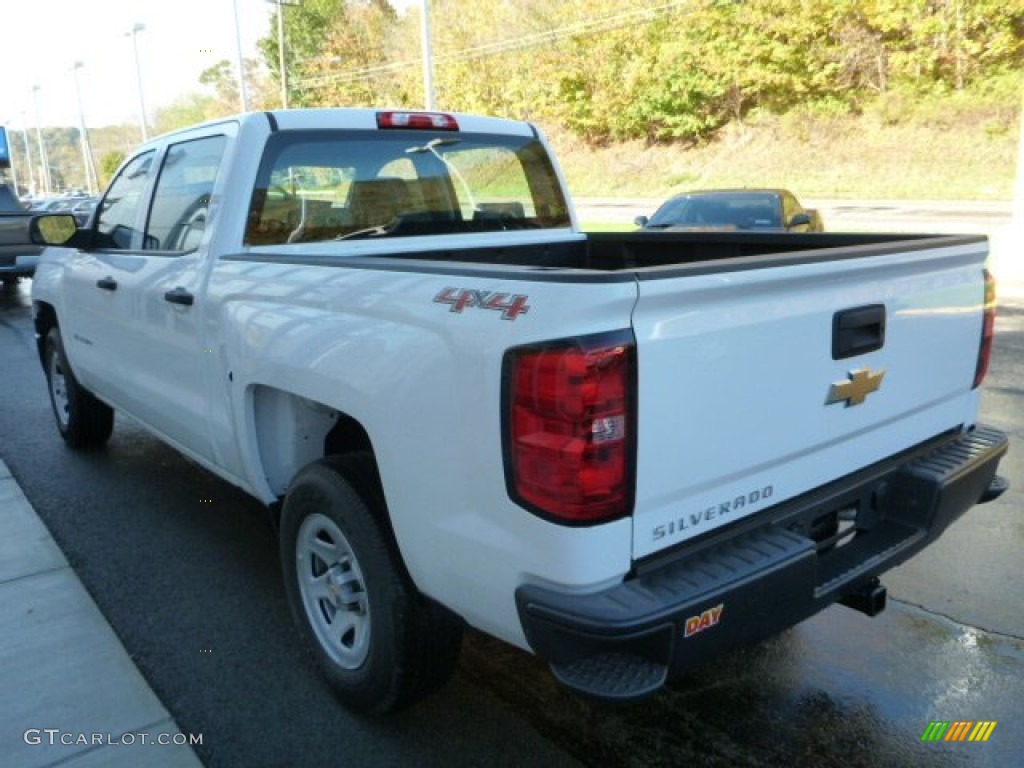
[144,135,227,252]
[782,193,800,223]
[95,152,155,250]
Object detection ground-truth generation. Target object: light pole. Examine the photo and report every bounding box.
[127,23,149,141]
[232,0,249,112]
[276,0,288,109]
[18,113,35,198]
[72,62,99,194]
[1015,81,1024,227]
[30,86,52,197]
[264,0,297,109]
[420,0,435,110]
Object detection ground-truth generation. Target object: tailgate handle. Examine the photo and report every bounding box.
[833,304,885,359]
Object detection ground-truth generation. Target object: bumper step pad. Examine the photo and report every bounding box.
[550,652,667,701]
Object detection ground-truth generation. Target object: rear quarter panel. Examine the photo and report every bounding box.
[206,253,638,647]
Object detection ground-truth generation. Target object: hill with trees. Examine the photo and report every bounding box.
[265,0,1022,140]
[261,0,1022,198]
[8,0,1023,199]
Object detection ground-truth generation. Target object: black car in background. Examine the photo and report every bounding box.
[635,188,824,232]
[69,198,98,226]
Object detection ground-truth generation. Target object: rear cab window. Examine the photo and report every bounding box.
[244,130,570,246]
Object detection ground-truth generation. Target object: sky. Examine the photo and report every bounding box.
[0,0,416,132]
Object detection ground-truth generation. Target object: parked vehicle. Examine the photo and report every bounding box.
[69,198,98,227]
[635,188,825,232]
[0,181,39,285]
[29,109,1007,713]
[0,181,23,212]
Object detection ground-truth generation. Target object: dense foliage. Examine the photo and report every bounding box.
[6,0,1019,196]
[263,0,1024,144]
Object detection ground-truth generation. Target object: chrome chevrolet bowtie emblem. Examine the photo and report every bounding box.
[827,368,885,407]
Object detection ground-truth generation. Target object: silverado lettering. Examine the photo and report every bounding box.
[27,107,1007,713]
[652,486,775,541]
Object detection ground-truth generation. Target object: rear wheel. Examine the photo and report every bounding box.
[43,327,114,448]
[280,453,463,714]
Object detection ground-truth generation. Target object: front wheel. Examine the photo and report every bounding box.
[43,327,114,448]
[280,454,463,714]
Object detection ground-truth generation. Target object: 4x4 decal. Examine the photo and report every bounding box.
[434,287,531,321]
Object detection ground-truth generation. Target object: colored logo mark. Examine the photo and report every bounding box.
[921,721,997,742]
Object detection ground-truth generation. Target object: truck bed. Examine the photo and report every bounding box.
[580,231,984,272]
[232,230,985,276]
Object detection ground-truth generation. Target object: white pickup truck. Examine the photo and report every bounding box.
[29,108,1008,713]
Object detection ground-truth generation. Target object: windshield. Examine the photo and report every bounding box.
[647,193,782,229]
[244,130,570,246]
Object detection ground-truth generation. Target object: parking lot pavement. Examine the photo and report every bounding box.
[0,459,203,768]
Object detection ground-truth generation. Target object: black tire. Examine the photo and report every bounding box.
[280,453,463,714]
[43,327,114,449]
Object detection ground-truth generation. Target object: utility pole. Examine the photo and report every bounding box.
[276,0,288,109]
[420,0,435,110]
[1015,79,1024,227]
[265,0,299,109]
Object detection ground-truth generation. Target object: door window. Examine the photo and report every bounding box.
[95,152,155,250]
[144,135,228,252]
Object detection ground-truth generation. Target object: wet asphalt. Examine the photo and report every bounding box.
[1,279,1021,767]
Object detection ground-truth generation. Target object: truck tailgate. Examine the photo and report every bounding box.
[631,238,987,559]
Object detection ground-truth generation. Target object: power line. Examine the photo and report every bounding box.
[291,0,695,89]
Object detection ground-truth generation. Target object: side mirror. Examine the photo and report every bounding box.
[633,215,649,227]
[30,213,78,245]
[788,212,811,228]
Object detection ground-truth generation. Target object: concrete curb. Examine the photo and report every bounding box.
[0,459,203,768]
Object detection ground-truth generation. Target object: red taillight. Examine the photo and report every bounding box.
[503,332,635,524]
[376,111,459,130]
[973,269,996,389]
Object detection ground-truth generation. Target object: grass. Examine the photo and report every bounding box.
[578,221,635,232]
[545,74,1022,202]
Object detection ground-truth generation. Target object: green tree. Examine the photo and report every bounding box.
[259,0,350,107]
[295,1,404,107]
[99,151,125,188]
[197,58,279,114]
[252,0,1024,145]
